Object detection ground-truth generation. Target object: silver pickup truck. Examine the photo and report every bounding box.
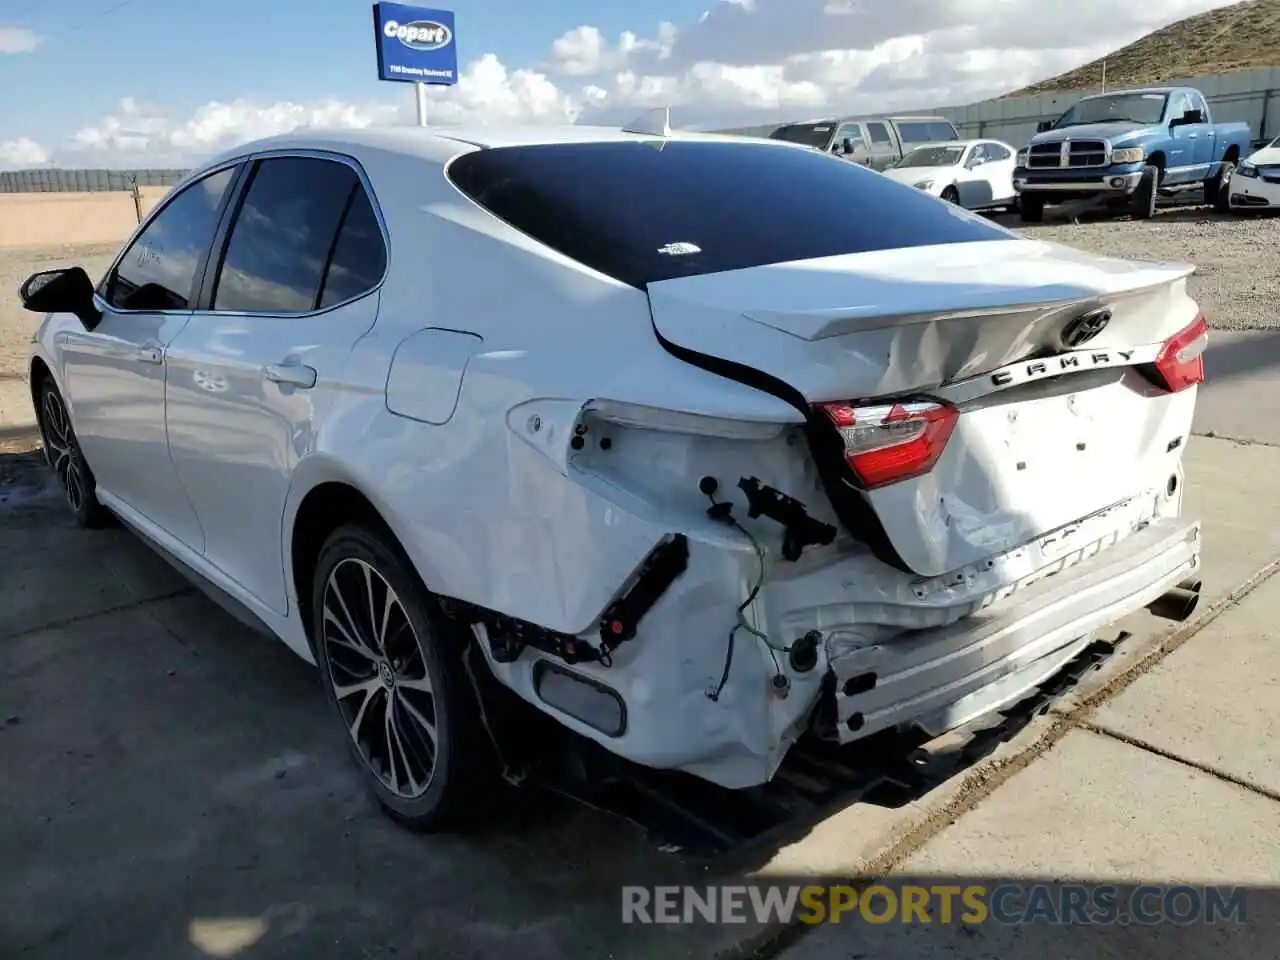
[769,115,960,170]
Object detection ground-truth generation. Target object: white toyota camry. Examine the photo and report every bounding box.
[1228,135,1280,210]
[879,138,1018,212]
[20,117,1207,831]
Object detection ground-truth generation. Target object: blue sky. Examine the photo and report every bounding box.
[0,0,695,140]
[0,0,1236,168]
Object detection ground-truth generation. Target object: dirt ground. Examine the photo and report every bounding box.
[1012,207,1280,331]
[0,242,116,444]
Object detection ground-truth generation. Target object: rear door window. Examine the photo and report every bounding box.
[866,122,891,144]
[448,140,1011,289]
[211,156,364,313]
[318,186,387,308]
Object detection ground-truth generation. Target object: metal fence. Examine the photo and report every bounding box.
[714,66,1280,151]
[0,167,189,193]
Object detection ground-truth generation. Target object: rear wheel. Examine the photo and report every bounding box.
[312,524,494,830]
[1206,160,1235,212]
[1129,164,1159,219]
[1017,193,1045,223]
[36,380,110,527]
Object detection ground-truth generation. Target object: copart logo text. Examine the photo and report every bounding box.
[383,19,452,51]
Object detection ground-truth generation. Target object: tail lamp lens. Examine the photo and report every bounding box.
[1153,313,1208,392]
[816,400,959,489]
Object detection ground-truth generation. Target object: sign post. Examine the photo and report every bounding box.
[372,3,458,128]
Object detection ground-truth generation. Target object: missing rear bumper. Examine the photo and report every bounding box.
[828,517,1200,744]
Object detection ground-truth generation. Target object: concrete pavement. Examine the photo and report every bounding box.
[773,431,1280,959]
[777,572,1280,960]
[1195,328,1280,448]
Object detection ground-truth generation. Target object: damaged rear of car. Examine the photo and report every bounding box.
[441,136,1205,794]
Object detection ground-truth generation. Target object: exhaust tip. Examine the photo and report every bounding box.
[1148,585,1201,623]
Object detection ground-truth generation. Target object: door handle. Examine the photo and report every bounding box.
[263,362,317,389]
[136,344,163,364]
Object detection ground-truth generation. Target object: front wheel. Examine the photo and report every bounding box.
[312,524,495,831]
[36,380,111,527]
[941,186,960,205]
[1130,164,1159,220]
[1017,194,1045,223]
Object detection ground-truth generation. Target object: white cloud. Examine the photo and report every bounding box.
[29,0,1241,165]
[0,26,40,53]
[64,95,403,167]
[417,53,582,124]
[0,137,47,169]
[547,23,678,76]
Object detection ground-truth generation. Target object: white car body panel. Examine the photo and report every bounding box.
[56,311,207,549]
[26,124,1205,791]
[880,139,1017,209]
[1229,140,1280,209]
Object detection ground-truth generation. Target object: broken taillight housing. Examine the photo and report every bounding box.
[1151,313,1208,392]
[816,399,959,489]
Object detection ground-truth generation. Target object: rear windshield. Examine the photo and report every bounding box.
[446,140,1010,288]
[896,121,959,143]
[769,124,835,148]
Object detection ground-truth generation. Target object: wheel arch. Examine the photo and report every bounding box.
[28,354,53,418]
[289,477,407,654]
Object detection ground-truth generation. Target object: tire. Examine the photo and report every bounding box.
[941,186,960,205]
[1018,194,1045,223]
[1206,160,1235,212]
[36,379,111,528]
[1130,164,1159,219]
[311,524,494,831]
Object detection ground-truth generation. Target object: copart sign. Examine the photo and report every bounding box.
[372,3,458,85]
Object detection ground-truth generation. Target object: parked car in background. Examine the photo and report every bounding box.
[1227,135,1280,211]
[20,122,1206,833]
[769,115,960,170]
[1012,86,1253,222]
[880,139,1018,211]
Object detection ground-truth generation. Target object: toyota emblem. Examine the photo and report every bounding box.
[1061,308,1112,348]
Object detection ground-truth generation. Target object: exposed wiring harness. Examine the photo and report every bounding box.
[702,479,790,702]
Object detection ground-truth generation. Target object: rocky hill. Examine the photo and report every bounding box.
[1006,0,1280,97]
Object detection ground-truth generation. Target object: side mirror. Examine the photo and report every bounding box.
[19,267,101,330]
[966,156,984,169]
[1036,120,1053,133]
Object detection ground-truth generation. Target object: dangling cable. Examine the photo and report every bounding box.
[702,481,789,701]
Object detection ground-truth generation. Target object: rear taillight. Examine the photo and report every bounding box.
[816,399,959,489]
[1152,313,1208,392]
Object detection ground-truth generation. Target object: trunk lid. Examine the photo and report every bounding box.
[646,238,1202,578]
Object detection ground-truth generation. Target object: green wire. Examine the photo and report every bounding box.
[735,522,790,654]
